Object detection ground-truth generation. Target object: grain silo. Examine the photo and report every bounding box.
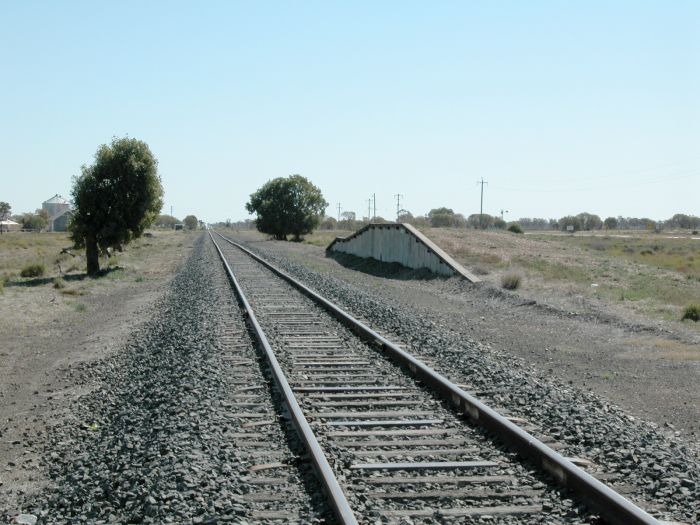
[42,194,72,232]
[42,194,71,218]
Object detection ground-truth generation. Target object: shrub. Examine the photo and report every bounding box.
[20,262,46,278]
[501,273,522,290]
[682,304,700,322]
[53,277,66,289]
[507,224,524,234]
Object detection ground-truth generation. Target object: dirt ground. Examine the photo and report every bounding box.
[232,229,700,444]
[0,230,196,514]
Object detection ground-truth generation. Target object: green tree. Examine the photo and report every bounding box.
[559,214,583,232]
[576,212,602,230]
[19,211,48,230]
[666,213,700,230]
[183,214,199,230]
[156,214,179,228]
[467,213,495,229]
[70,137,163,275]
[246,175,327,241]
[428,207,456,227]
[603,216,618,230]
[559,215,582,232]
[0,201,11,234]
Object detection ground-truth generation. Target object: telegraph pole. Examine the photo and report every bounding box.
[477,178,488,228]
[394,193,403,222]
[500,209,508,220]
[367,199,372,222]
[373,193,376,221]
[337,203,341,221]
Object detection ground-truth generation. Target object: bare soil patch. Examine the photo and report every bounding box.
[0,230,197,514]
[231,229,700,442]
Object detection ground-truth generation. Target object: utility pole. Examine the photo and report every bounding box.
[367,199,372,222]
[372,193,376,221]
[394,193,403,222]
[500,209,508,220]
[477,178,488,228]
[337,203,341,221]
[170,205,173,217]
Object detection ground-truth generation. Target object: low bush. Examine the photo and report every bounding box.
[507,224,524,234]
[682,304,700,322]
[501,273,522,290]
[53,277,66,289]
[20,262,46,278]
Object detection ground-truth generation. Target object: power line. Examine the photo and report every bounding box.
[394,193,403,222]
[477,178,488,228]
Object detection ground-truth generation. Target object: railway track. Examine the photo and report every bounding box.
[210,230,663,524]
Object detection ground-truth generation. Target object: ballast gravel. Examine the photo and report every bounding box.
[236,237,700,525]
[14,234,328,524]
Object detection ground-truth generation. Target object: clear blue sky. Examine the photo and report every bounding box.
[1,1,698,223]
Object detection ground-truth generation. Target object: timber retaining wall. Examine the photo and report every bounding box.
[326,223,479,282]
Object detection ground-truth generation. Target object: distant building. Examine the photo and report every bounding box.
[42,194,73,232]
[51,209,73,231]
[0,219,20,232]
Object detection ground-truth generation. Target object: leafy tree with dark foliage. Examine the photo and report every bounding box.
[19,210,48,230]
[246,175,327,241]
[156,214,179,228]
[604,216,618,230]
[183,214,199,230]
[70,137,163,275]
[428,207,456,227]
[0,201,10,234]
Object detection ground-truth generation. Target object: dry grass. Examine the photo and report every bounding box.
[0,229,194,343]
[627,336,700,361]
[501,273,522,290]
[0,230,191,289]
[310,227,700,329]
[544,234,700,281]
[300,230,355,247]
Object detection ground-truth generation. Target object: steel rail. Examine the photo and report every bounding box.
[214,231,661,525]
[209,232,358,525]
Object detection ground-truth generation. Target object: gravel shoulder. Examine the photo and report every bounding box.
[0,233,193,516]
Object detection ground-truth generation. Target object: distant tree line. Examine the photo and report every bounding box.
[315,209,699,233]
[154,213,200,230]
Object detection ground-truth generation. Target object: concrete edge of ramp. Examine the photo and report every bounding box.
[326,223,480,283]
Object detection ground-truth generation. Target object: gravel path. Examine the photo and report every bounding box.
[233,235,699,525]
[14,234,329,524]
